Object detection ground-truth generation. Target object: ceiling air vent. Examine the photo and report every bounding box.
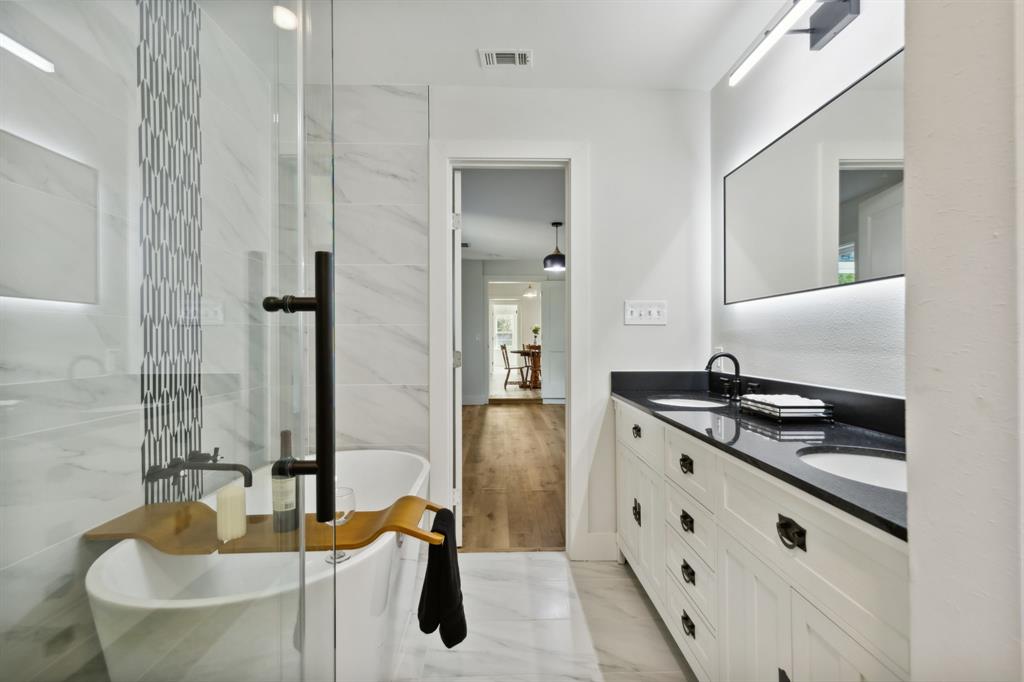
[478,49,533,69]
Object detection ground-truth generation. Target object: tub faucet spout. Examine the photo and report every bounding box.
[144,448,253,488]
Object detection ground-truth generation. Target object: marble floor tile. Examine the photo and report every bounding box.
[396,552,696,682]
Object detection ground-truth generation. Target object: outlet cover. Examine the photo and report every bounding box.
[624,300,668,326]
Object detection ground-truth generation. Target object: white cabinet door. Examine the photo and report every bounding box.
[635,457,665,600]
[616,442,638,560]
[792,592,899,682]
[718,530,793,682]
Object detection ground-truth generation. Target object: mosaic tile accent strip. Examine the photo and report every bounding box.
[138,0,203,503]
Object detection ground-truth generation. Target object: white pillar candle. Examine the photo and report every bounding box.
[216,484,247,543]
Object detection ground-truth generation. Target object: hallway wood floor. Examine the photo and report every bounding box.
[461,403,566,551]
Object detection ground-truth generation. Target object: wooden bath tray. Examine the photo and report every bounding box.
[84,495,444,555]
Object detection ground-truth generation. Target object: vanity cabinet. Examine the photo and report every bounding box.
[614,437,665,601]
[613,398,908,682]
[717,530,793,682]
[791,592,900,682]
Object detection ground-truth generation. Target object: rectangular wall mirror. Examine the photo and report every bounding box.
[724,51,904,304]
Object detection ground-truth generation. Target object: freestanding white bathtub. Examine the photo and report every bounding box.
[85,450,430,682]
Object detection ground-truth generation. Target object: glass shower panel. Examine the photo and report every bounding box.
[0,0,336,680]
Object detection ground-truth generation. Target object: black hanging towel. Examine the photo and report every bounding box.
[417,508,467,648]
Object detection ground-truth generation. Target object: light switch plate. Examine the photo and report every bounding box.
[624,300,668,325]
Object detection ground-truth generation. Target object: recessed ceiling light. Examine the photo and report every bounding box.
[272,5,299,31]
[0,32,54,73]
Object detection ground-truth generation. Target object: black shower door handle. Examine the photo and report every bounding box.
[264,251,336,523]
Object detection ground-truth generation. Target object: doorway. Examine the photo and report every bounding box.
[447,163,568,551]
[428,140,590,558]
[459,167,565,550]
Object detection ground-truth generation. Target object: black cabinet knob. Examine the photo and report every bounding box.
[632,424,642,439]
[680,561,696,585]
[679,454,694,475]
[679,510,695,534]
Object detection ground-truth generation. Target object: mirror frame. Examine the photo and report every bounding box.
[723,49,905,305]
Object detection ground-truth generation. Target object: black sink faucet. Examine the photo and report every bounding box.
[705,352,741,401]
[144,447,253,488]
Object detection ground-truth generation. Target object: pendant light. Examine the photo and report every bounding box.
[543,221,566,272]
[522,283,538,298]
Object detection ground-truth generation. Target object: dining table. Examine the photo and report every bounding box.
[509,348,541,389]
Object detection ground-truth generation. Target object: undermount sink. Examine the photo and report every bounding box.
[797,446,907,492]
[649,396,729,409]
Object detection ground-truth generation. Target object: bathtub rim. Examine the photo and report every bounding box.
[85,449,430,612]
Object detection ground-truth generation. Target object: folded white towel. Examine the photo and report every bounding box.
[741,394,826,409]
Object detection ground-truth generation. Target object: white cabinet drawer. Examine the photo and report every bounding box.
[666,569,717,682]
[665,523,716,629]
[614,400,664,474]
[665,426,718,511]
[666,482,716,570]
[718,458,909,675]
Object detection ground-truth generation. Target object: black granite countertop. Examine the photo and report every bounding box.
[611,387,907,540]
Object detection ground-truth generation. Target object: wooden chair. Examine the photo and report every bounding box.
[500,344,527,389]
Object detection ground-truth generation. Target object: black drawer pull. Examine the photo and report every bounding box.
[679,510,694,534]
[679,454,694,475]
[776,513,807,551]
[632,424,642,439]
[680,611,696,638]
[680,561,696,585]
[636,500,642,527]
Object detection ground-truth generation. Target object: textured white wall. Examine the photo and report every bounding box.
[431,87,711,539]
[710,0,906,396]
[905,1,1023,678]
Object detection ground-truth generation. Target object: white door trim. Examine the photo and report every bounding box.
[428,139,594,559]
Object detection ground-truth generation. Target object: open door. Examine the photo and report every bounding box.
[452,169,464,545]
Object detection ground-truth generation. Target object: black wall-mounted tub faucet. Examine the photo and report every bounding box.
[144,447,254,488]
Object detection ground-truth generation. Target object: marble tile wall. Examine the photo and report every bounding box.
[0,1,278,678]
[197,5,277,492]
[0,1,142,678]
[303,84,430,455]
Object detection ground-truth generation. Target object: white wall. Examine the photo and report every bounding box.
[710,0,906,396]
[905,1,1023,678]
[541,280,567,402]
[431,87,710,545]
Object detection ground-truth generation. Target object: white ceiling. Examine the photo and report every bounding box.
[202,1,785,91]
[460,168,565,261]
[331,1,782,90]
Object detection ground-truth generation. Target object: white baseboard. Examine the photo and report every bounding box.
[542,398,566,405]
[462,394,487,406]
[567,531,618,561]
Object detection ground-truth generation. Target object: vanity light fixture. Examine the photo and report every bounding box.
[728,0,817,87]
[522,284,538,298]
[0,32,54,73]
[272,5,299,31]
[543,222,566,272]
[728,0,860,87]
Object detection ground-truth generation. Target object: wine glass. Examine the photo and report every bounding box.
[325,483,355,564]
